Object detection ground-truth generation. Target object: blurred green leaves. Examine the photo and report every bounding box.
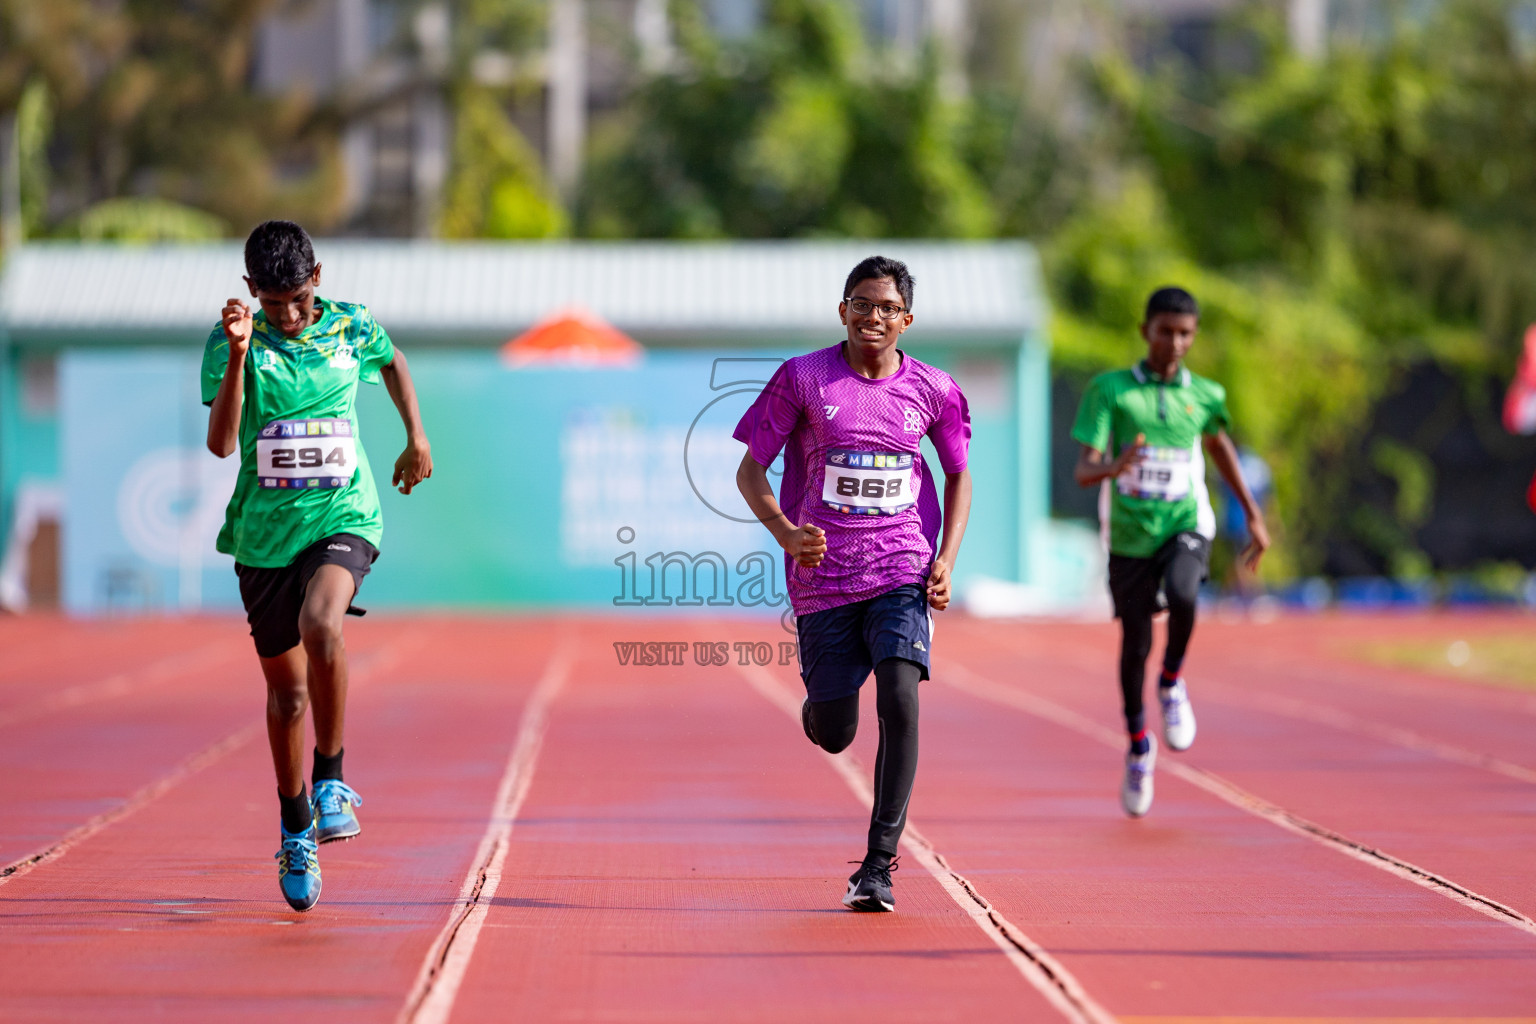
[64,198,228,242]
[1050,0,1536,575]
[1,0,348,238]
[580,0,993,239]
[439,86,566,239]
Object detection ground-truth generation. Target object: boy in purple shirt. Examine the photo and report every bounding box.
[734,256,972,912]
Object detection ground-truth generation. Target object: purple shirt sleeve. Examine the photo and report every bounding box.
[927,381,971,473]
[732,362,802,466]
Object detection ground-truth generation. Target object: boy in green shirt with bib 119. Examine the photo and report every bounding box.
[1071,287,1269,818]
[204,221,433,911]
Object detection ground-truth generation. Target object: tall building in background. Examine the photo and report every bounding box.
[249,0,1342,236]
[253,0,448,236]
[249,0,993,235]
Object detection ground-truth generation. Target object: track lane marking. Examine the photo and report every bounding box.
[1119,1018,1536,1024]
[0,641,242,730]
[399,641,574,1024]
[1205,689,1536,785]
[0,722,263,885]
[739,662,1118,1024]
[0,636,419,885]
[963,623,1536,782]
[958,620,1536,756]
[941,660,1536,939]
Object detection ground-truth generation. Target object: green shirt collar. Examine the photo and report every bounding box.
[1132,360,1190,387]
[254,296,336,344]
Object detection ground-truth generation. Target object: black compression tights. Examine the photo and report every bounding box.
[805,658,922,857]
[1119,557,1202,735]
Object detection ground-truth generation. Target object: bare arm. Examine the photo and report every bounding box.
[1203,429,1270,571]
[735,451,825,567]
[206,298,252,457]
[1074,434,1146,489]
[925,469,972,611]
[380,347,433,495]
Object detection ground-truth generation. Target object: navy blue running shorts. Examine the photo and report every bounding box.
[795,583,932,702]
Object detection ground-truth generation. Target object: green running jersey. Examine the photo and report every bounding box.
[201,296,395,568]
[1071,361,1231,558]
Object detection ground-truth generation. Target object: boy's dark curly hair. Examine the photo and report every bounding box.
[1145,286,1199,321]
[843,256,914,311]
[244,220,317,293]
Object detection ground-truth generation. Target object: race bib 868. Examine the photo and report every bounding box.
[256,418,357,490]
[822,449,919,516]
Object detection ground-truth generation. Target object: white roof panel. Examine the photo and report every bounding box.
[0,240,1045,347]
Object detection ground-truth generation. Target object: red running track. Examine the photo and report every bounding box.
[1,612,1534,1023]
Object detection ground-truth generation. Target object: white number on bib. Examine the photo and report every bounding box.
[256,418,357,490]
[822,449,918,516]
[1117,445,1192,502]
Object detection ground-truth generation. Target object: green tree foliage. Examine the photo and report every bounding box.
[64,197,228,242]
[1051,0,1536,576]
[439,86,567,239]
[0,0,116,114]
[432,0,566,240]
[580,0,994,238]
[2,0,345,237]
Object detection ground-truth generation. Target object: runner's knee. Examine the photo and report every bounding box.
[297,607,344,655]
[1120,616,1154,663]
[809,694,859,753]
[1165,583,1197,617]
[874,658,920,731]
[268,683,309,722]
[1164,568,1200,616]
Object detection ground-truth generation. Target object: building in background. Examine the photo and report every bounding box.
[242,0,1364,239]
[0,239,1061,614]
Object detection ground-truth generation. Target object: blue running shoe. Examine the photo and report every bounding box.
[276,824,321,911]
[312,780,363,844]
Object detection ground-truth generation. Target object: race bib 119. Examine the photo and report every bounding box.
[256,418,357,490]
[1117,445,1192,502]
[822,449,918,515]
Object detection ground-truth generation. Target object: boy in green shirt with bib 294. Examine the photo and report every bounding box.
[204,221,433,911]
[1071,287,1269,818]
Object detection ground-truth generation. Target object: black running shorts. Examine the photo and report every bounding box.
[235,533,378,658]
[1106,531,1209,621]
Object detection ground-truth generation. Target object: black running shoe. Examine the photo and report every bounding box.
[801,698,817,745]
[843,857,898,912]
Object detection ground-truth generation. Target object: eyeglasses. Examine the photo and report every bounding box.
[844,297,908,320]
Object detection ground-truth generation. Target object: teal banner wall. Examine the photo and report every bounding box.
[60,347,1023,614]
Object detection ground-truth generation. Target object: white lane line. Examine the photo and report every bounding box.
[1207,689,1536,785]
[0,722,263,884]
[942,660,1536,939]
[0,637,417,885]
[739,663,1117,1024]
[399,642,574,1024]
[0,641,240,730]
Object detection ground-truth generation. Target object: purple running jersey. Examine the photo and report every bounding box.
[734,343,971,615]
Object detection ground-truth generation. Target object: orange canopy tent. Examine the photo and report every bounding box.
[499,307,644,367]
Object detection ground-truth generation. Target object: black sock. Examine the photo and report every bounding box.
[312,747,344,784]
[864,848,894,870]
[279,786,312,834]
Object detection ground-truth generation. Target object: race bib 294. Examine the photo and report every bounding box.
[256,418,357,490]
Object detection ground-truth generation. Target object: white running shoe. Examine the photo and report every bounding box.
[1121,735,1157,818]
[1159,678,1197,751]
